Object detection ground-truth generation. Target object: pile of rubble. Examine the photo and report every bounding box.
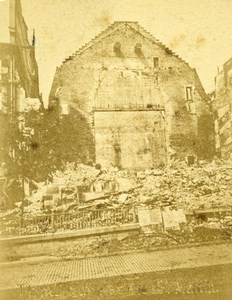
[134,159,232,210]
[24,158,232,215]
[2,158,232,237]
[24,163,138,214]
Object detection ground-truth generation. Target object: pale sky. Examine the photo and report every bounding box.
[20,0,232,106]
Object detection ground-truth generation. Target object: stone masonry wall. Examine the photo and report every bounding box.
[94,110,166,169]
[50,23,214,167]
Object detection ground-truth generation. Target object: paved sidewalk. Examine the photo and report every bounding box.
[0,243,232,290]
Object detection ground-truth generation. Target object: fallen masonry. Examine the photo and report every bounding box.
[1,158,232,238]
[27,158,232,212]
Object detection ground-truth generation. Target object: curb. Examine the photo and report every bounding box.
[1,240,231,268]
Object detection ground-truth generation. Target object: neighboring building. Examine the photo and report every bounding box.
[0,0,41,207]
[211,58,232,157]
[0,0,39,115]
[49,21,214,169]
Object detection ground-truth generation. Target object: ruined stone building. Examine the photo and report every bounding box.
[49,21,214,169]
[211,57,232,157]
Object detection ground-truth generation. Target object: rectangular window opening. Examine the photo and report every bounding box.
[153,57,159,68]
[186,86,193,101]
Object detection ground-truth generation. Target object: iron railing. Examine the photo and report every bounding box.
[0,207,137,237]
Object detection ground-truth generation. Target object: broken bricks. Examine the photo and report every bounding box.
[19,158,232,226]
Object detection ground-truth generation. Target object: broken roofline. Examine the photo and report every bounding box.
[61,21,190,68]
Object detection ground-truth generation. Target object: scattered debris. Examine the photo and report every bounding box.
[1,158,232,238]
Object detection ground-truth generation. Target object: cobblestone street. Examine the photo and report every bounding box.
[0,243,232,291]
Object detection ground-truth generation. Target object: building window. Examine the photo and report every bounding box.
[0,86,8,113]
[0,59,9,81]
[114,42,121,51]
[113,42,124,57]
[186,86,193,101]
[153,57,159,68]
[185,86,196,114]
[135,43,142,51]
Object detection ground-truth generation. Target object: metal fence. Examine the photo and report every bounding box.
[0,207,137,237]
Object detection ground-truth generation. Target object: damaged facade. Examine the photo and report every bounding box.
[49,21,214,169]
[211,57,232,157]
